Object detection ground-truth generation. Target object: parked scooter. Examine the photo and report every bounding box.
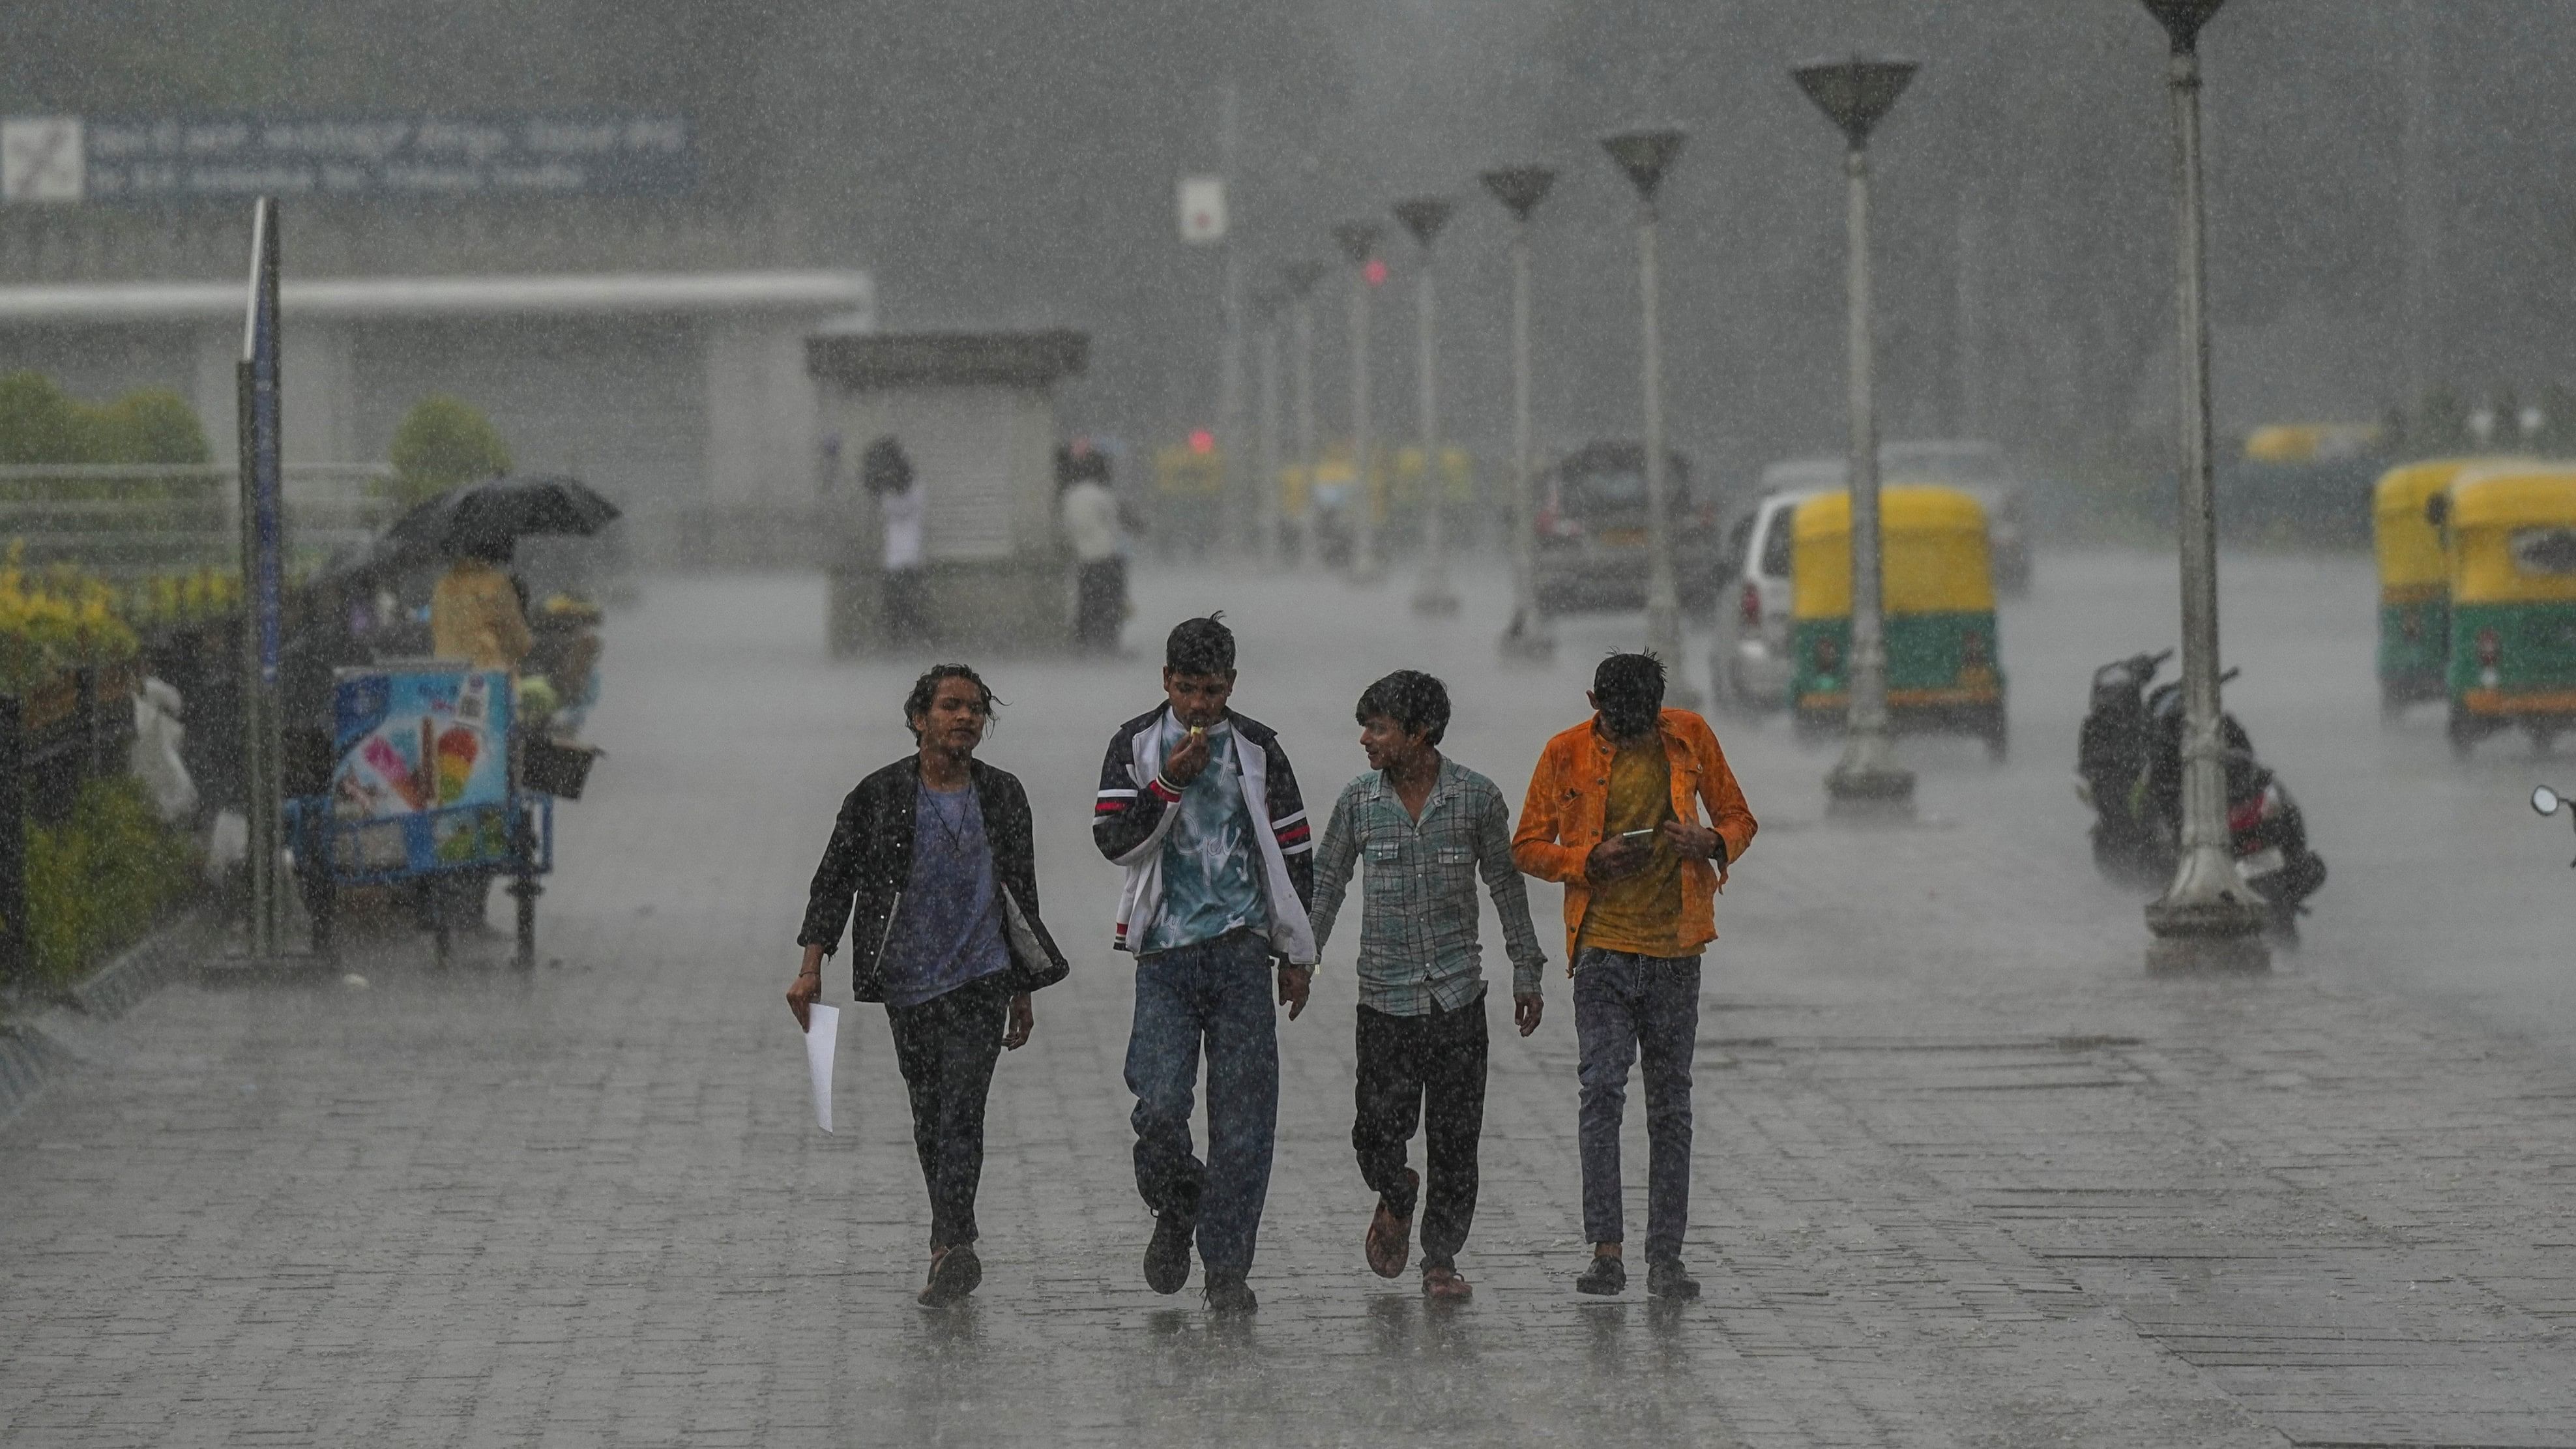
[2075,649,2327,941]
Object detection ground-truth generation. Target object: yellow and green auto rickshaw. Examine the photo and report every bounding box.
[2373,458,2496,718]
[2440,465,2576,757]
[1791,485,2008,759]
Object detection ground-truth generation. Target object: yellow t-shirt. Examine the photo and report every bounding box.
[1578,736,1688,956]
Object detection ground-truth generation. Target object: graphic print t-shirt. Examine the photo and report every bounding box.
[1141,714,1268,954]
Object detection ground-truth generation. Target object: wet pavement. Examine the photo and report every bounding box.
[5,550,2576,1447]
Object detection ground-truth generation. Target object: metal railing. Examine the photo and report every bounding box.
[0,463,397,578]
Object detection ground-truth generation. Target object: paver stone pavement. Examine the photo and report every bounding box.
[2,563,2573,1447]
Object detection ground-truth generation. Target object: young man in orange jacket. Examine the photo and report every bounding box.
[1513,652,1756,1298]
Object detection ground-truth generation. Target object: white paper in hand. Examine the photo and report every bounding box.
[802,1003,840,1134]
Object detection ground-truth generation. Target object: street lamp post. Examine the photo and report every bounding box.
[1333,220,1386,583]
[2137,0,2269,973]
[1601,128,1697,705]
[1394,197,1459,617]
[1796,56,1920,819]
[1253,286,1286,566]
[1281,259,1328,566]
[1482,164,1559,662]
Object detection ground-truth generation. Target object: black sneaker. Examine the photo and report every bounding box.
[1203,1274,1258,1315]
[1646,1259,1701,1300]
[1575,1255,1627,1296]
[1145,1210,1195,1295]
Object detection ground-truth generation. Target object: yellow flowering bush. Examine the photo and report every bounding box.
[0,548,141,692]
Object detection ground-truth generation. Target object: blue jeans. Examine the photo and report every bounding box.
[1572,948,1701,1261]
[1126,928,1280,1279]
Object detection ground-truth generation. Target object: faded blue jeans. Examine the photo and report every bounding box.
[1572,948,1702,1262]
[1125,928,1280,1279]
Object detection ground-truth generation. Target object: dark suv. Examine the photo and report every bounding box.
[1532,442,1718,617]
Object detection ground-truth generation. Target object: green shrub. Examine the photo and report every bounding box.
[390,395,511,506]
[20,776,198,987]
[0,372,214,473]
[0,372,86,465]
[92,389,212,465]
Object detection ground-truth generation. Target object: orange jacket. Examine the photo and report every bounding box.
[1512,709,1757,963]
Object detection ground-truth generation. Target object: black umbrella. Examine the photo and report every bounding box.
[381,474,622,561]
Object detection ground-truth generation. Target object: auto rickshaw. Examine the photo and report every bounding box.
[1790,485,2008,759]
[2439,465,2576,757]
[2373,459,2492,718]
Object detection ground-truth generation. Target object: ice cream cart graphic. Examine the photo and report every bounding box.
[289,662,556,967]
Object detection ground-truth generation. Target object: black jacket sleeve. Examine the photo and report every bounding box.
[1092,718,1177,864]
[798,782,872,953]
[1264,736,1315,911]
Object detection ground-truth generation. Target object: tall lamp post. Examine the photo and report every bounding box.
[2138,0,2268,972]
[1281,259,1328,566]
[1796,56,1920,819]
[1393,197,1459,616]
[1601,128,1697,705]
[1333,220,1386,582]
[1483,164,1559,662]
[1252,285,1286,566]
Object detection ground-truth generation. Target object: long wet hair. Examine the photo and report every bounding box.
[904,663,1002,740]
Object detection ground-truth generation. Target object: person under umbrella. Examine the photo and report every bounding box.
[431,527,534,673]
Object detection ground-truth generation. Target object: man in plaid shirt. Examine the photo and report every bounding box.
[1308,670,1546,1301]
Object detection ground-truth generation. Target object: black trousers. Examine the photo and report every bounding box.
[881,566,928,647]
[885,973,1009,1249]
[1352,993,1489,1267]
[1074,558,1126,651]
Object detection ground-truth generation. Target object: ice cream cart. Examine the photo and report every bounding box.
[287,662,559,968]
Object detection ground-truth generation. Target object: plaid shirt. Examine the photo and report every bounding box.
[1308,757,1548,1016]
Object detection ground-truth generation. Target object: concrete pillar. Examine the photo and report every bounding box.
[280,319,357,464]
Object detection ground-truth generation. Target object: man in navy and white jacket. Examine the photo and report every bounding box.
[1093,613,1316,1315]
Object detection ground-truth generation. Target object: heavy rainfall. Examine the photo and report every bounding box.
[5,1,2576,1445]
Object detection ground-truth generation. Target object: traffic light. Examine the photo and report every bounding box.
[1363,258,1388,288]
[1188,428,1216,455]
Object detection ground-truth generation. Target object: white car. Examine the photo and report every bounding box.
[1710,476,1829,712]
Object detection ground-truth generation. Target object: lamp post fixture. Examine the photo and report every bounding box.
[2137,0,2269,973]
[1333,220,1387,583]
[1600,128,1697,705]
[1393,197,1459,617]
[1482,164,1559,662]
[1795,55,1920,819]
[1281,259,1328,566]
[1252,285,1286,566]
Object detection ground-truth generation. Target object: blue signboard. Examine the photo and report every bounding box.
[29,114,694,203]
[244,199,282,684]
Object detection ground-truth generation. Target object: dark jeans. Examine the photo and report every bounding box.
[1075,558,1126,652]
[886,971,1010,1249]
[1125,928,1279,1279]
[1353,993,1489,1268]
[1572,948,1701,1262]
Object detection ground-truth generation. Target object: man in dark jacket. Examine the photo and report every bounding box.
[1092,615,1315,1314]
[789,663,1069,1307]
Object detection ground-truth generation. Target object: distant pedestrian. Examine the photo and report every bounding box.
[1092,614,1317,1315]
[865,436,929,647]
[1308,669,1546,1302]
[1512,652,1756,1300]
[1059,445,1126,653]
[789,663,1069,1306]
